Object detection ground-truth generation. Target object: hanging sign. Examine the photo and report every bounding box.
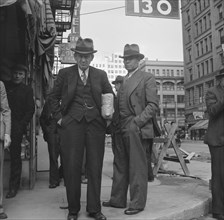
[126,0,180,19]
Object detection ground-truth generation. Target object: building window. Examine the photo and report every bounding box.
[210,58,213,72]
[156,69,160,75]
[203,16,207,31]
[219,28,224,44]
[198,84,204,104]
[177,95,185,103]
[217,4,223,21]
[177,70,180,76]
[205,60,209,75]
[188,48,192,62]
[205,38,208,52]
[197,64,201,78]
[201,63,204,76]
[186,9,190,23]
[189,68,193,81]
[196,43,199,57]
[163,95,175,103]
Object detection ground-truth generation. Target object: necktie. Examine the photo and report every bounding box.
[81,71,87,85]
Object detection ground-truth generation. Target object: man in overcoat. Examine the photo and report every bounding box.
[204,70,224,220]
[49,37,113,220]
[103,44,160,215]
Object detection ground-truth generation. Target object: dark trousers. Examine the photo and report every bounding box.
[9,122,23,191]
[110,117,148,210]
[58,117,106,214]
[146,139,154,181]
[209,145,224,215]
[110,132,128,208]
[47,131,60,185]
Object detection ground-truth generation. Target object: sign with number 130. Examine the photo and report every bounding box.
[125,0,180,19]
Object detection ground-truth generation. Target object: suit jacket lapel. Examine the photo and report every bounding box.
[89,67,101,109]
[67,65,78,103]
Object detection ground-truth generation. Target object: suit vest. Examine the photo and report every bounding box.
[67,76,99,122]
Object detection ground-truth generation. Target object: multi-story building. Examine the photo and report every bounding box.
[92,53,127,84]
[140,59,185,129]
[181,0,224,133]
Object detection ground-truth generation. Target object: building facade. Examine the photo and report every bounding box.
[92,53,127,85]
[181,0,224,133]
[140,59,185,129]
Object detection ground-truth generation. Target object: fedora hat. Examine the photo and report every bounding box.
[71,37,97,54]
[112,75,124,85]
[119,44,144,60]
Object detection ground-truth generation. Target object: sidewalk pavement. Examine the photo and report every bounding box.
[3,141,212,220]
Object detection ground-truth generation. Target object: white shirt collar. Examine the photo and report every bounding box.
[78,67,89,78]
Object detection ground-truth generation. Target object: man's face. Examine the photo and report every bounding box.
[123,56,139,72]
[12,70,25,84]
[74,53,94,71]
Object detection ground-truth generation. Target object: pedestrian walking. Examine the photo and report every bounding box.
[49,37,113,220]
[0,81,11,219]
[204,70,224,220]
[3,64,35,199]
[103,44,160,215]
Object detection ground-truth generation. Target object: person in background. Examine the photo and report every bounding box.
[40,97,62,189]
[204,70,224,220]
[49,37,113,220]
[3,64,35,199]
[103,44,160,215]
[0,81,11,219]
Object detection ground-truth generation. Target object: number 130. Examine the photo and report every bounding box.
[134,0,172,15]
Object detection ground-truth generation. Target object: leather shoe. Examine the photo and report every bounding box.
[67,213,78,220]
[49,182,60,188]
[89,212,107,220]
[102,201,126,208]
[0,212,7,219]
[213,213,224,220]
[124,208,143,215]
[102,201,112,207]
[6,189,17,199]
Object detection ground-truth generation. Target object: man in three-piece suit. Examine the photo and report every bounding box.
[49,37,113,220]
[103,44,160,215]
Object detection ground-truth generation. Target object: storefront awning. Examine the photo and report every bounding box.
[189,120,208,131]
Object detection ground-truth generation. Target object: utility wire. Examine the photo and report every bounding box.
[80,6,125,16]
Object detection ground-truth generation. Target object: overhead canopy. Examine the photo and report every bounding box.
[189,120,208,131]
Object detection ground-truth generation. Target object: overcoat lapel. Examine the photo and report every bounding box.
[127,69,143,97]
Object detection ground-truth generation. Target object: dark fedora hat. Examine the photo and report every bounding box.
[119,44,144,60]
[112,75,124,84]
[71,37,97,54]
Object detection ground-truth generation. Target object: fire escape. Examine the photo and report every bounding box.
[50,0,77,44]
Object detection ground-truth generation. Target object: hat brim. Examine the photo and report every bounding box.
[119,53,144,60]
[71,48,97,54]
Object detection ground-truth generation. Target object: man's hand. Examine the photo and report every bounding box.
[4,134,11,149]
